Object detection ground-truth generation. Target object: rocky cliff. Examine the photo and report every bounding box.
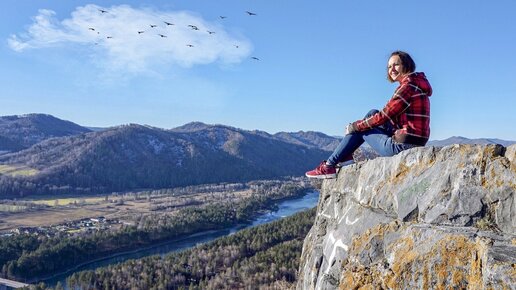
[297,144,516,289]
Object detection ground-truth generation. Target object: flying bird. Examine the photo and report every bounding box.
[207,31,215,34]
[158,34,167,38]
[251,57,260,61]
[219,16,227,19]
[188,25,199,30]
[106,36,113,39]
[246,11,257,16]
[150,24,157,28]
[98,9,108,13]
[137,31,145,34]
[164,21,174,26]
[88,27,95,31]
[234,45,239,48]
[186,44,194,47]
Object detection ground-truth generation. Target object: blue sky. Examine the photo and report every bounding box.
[1,1,515,140]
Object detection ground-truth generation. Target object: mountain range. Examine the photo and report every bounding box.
[0,116,333,196]
[0,114,513,197]
[0,114,91,153]
[426,136,516,147]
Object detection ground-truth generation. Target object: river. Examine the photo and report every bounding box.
[43,190,320,287]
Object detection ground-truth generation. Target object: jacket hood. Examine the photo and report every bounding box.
[402,72,432,97]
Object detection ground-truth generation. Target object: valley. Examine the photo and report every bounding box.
[0,177,315,282]
[0,182,256,234]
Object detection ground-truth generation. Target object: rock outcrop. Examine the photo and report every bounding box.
[297,144,516,289]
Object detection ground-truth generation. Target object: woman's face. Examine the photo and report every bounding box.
[388,55,404,82]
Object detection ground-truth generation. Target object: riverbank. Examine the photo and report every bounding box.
[1,178,313,282]
[65,197,319,289]
[31,229,222,284]
[35,190,319,287]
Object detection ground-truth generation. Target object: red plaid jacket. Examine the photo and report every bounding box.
[352,72,432,146]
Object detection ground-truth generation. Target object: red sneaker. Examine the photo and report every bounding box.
[305,161,337,179]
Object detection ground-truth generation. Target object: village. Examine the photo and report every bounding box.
[1,216,125,238]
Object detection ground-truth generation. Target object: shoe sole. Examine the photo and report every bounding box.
[335,160,354,168]
[305,173,336,179]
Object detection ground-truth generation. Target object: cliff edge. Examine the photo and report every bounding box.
[297,144,515,289]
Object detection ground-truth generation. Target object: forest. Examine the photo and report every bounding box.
[0,180,313,282]
[0,123,330,197]
[52,207,317,290]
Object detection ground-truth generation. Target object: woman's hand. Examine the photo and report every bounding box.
[345,123,356,135]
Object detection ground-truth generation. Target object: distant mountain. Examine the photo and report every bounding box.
[86,126,109,132]
[427,136,516,147]
[273,130,379,162]
[171,121,215,132]
[176,122,381,159]
[0,123,329,196]
[176,124,379,160]
[3,114,513,197]
[272,132,516,150]
[273,131,341,152]
[0,114,91,152]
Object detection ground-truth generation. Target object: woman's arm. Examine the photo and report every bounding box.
[351,84,414,131]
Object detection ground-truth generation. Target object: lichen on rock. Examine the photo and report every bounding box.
[297,144,516,290]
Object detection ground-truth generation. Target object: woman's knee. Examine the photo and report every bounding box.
[365,109,379,118]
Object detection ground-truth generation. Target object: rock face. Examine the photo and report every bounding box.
[297,144,516,289]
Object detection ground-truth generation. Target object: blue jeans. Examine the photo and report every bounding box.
[327,109,416,166]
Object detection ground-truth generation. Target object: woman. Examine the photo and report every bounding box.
[306,51,432,179]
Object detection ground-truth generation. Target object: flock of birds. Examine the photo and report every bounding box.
[89,8,260,61]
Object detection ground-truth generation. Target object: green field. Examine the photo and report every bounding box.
[0,204,29,212]
[0,164,39,176]
[30,196,107,206]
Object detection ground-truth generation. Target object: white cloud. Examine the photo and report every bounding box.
[8,4,252,73]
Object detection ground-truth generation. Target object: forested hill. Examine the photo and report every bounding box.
[171,122,342,151]
[64,207,317,290]
[0,123,330,196]
[0,114,91,152]
[273,131,341,152]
